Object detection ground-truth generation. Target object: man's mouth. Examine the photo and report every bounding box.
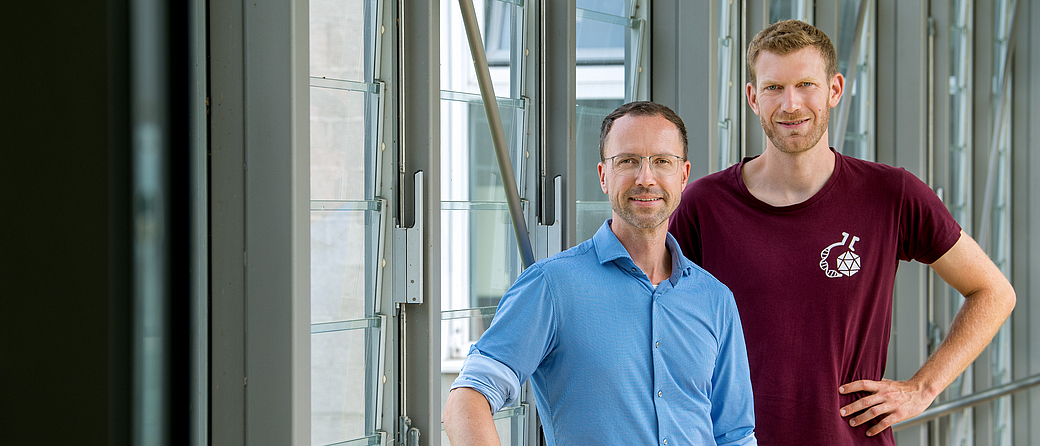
[779,118,810,127]
[630,197,662,203]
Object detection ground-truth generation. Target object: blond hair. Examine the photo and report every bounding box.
[746,20,838,87]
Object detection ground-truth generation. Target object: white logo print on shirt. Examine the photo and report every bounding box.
[820,232,861,278]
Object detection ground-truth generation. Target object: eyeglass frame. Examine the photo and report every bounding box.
[601,154,687,177]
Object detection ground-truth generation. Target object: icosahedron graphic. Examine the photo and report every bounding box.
[836,250,861,276]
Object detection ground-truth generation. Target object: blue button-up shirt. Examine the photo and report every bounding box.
[452,220,757,446]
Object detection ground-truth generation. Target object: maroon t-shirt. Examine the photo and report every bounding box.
[668,150,961,445]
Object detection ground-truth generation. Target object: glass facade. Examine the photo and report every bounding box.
[295,1,1038,445]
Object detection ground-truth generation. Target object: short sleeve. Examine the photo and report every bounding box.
[898,169,962,263]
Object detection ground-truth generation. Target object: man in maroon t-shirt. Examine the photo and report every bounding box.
[669,20,1016,445]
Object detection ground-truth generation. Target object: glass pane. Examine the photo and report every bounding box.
[310,0,366,82]
[717,0,739,170]
[833,0,874,161]
[574,104,616,242]
[577,201,612,242]
[576,6,626,65]
[441,202,524,315]
[440,95,527,225]
[442,307,498,376]
[577,0,624,16]
[311,203,384,323]
[311,205,385,442]
[311,320,382,444]
[442,0,522,98]
[310,0,383,444]
[575,6,629,101]
[311,85,380,201]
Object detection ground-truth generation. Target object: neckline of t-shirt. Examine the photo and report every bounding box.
[733,147,844,212]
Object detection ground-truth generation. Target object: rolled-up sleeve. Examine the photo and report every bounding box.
[449,263,558,414]
[450,347,522,412]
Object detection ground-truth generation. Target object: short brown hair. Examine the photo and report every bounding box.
[599,101,688,161]
[746,20,837,87]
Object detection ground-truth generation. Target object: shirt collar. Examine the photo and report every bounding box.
[592,219,695,282]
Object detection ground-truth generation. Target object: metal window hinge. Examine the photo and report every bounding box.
[398,416,421,446]
[393,171,424,304]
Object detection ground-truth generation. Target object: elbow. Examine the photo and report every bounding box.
[1002,282,1017,315]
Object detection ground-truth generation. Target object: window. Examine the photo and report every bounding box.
[944,1,974,441]
[832,0,875,161]
[440,1,529,443]
[986,1,1014,443]
[309,0,387,444]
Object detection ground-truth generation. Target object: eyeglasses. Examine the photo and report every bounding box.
[603,154,685,177]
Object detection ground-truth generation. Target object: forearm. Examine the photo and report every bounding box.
[910,283,1016,399]
[838,234,1016,435]
[443,387,501,446]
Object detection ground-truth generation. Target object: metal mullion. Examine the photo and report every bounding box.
[396,0,441,444]
[190,0,208,443]
[540,0,576,249]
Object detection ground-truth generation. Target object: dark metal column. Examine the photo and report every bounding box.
[541,0,577,249]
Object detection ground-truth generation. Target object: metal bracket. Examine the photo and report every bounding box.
[398,416,421,446]
[394,171,424,304]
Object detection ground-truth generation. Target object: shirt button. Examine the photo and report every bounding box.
[658,390,663,397]
[631,267,637,272]
[655,341,659,348]
[663,439,668,445]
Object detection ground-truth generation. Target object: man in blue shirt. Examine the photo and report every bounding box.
[442,101,757,446]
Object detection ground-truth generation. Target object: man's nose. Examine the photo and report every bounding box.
[781,89,803,112]
[634,159,657,185]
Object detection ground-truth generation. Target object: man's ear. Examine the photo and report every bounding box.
[680,160,691,190]
[598,162,608,194]
[829,72,845,108]
[746,82,760,116]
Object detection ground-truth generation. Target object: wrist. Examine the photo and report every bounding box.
[908,374,944,401]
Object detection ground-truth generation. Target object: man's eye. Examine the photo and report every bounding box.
[653,157,674,166]
[801,82,813,87]
[616,157,638,165]
[764,85,779,91]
